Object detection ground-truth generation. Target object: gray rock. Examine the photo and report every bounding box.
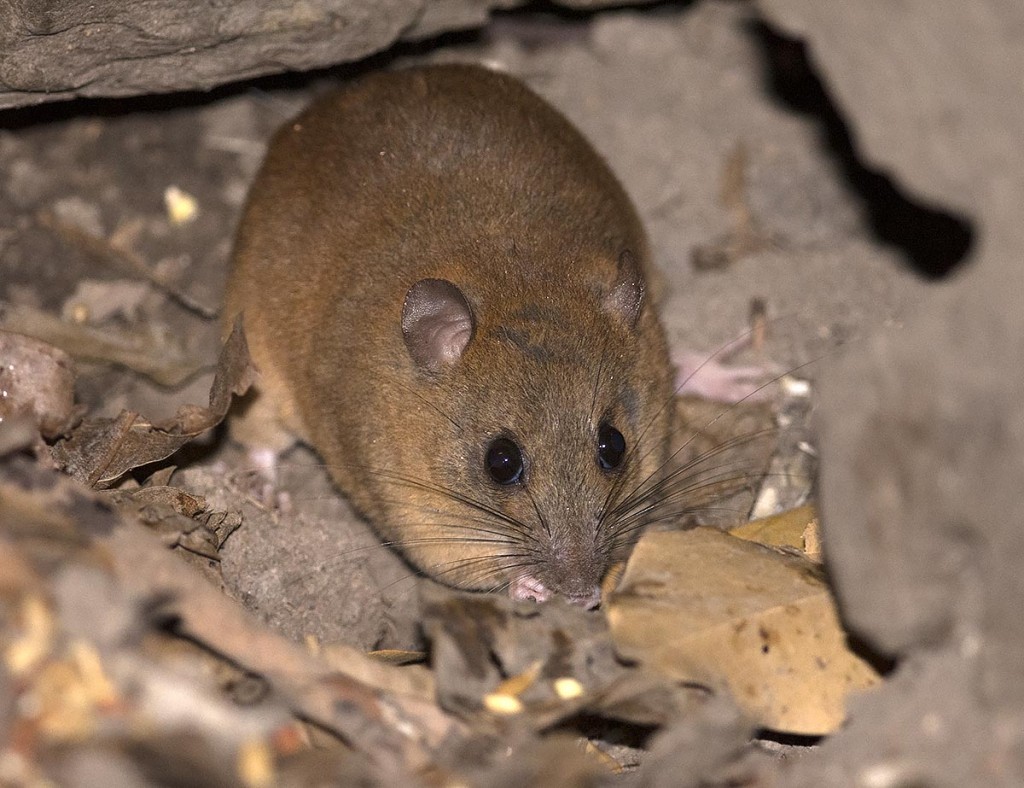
[757,0,1024,780]
[761,0,1024,706]
[0,0,654,109]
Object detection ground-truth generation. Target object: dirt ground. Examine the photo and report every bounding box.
[2,1,1002,784]
[1,0,939,643]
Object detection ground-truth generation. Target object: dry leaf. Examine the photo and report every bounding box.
[729,504,820,559]
[0,457,462,776]
[421,587,713,731]
[607,528,879,735]
[237,738,276,788]
[109,485,225,560]
[51,319,255,487]
[365,649,428,666]
[421,588,619,717]
[493,660,544,699]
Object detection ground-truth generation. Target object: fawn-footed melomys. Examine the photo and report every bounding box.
[225,64,675,608]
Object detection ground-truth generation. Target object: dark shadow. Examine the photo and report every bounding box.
[515,0,696,19]
[847,631,898,677]
[748,21,974,279]
[487,0,698,53]
[816,562,899,678]
[754,729,824,747]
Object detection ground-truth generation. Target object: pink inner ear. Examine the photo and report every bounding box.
[429,316,473,366]
[401,278,475,372]
[602,250,645,328]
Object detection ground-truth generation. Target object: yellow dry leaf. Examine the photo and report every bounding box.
[26,642,121,743]
[318,642,435,701]
[493,659,543,700]
[6,595,54,675]
[366,649,428,666]
[606,528,879,735]
[730,504,820,560]
[482,655,545,716]
[583,740,624,773]
[69,640,118,708]
[237,738,275,788]
[802,520,822,562]
[34,661,97,740]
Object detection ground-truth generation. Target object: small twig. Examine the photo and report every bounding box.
[38,209,219,319]
[0,301,202,386]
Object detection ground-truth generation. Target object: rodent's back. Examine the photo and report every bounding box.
[226,64,674,604]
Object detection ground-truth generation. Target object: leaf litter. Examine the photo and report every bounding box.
[2,119,872,777]
[49,318,255,488]
[0,314,883,784]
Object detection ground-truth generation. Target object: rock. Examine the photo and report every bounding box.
[0,0,653,109]
[757,0,1024,776]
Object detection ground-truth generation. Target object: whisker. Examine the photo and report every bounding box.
[306,525,544,577]
[225,455,552,591]
[615,461,795,525]
[363,467,538,539]
[522,485,551,538]
[631,326,761,456]
[615,433,776,521]
[612,469,759,527]
[414,554,541,594]
[637,352,825,495]
[371,553,510,595]
[603,316,832,532]
[231,459,529,538]
[599,469,812,554]
[611,425,776,519]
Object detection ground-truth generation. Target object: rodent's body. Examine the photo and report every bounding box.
[225,64,674,606]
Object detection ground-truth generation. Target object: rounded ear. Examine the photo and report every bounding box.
[602,250,646,328]
[401,278,475,372]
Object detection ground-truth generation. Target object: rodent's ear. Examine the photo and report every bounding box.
[602,250,645,328]
[401,278,475,372]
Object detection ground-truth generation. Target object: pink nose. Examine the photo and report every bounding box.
[509,577,601,609]
[566,587,601,610]
[509,576,551,603]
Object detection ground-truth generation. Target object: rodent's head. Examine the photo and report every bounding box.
[375,249,674,608]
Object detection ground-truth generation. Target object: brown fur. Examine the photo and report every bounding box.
[225,64,674,602]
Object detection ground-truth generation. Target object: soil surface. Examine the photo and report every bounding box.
[1,1,937,646]
[2,2,989,784]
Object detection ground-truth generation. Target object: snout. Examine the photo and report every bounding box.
[509,576,601,609]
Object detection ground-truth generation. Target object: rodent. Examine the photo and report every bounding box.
[224,64,675,608]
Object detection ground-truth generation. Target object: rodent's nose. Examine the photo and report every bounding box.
[509,576,552,603]
[509,576,601,609]
[565,587,601,610]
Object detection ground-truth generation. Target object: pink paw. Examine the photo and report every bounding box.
[239,446,292,513]
[673,348,779,403]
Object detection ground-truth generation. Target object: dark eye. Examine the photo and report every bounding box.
[485,437,524,485]
[597,423,626,471]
